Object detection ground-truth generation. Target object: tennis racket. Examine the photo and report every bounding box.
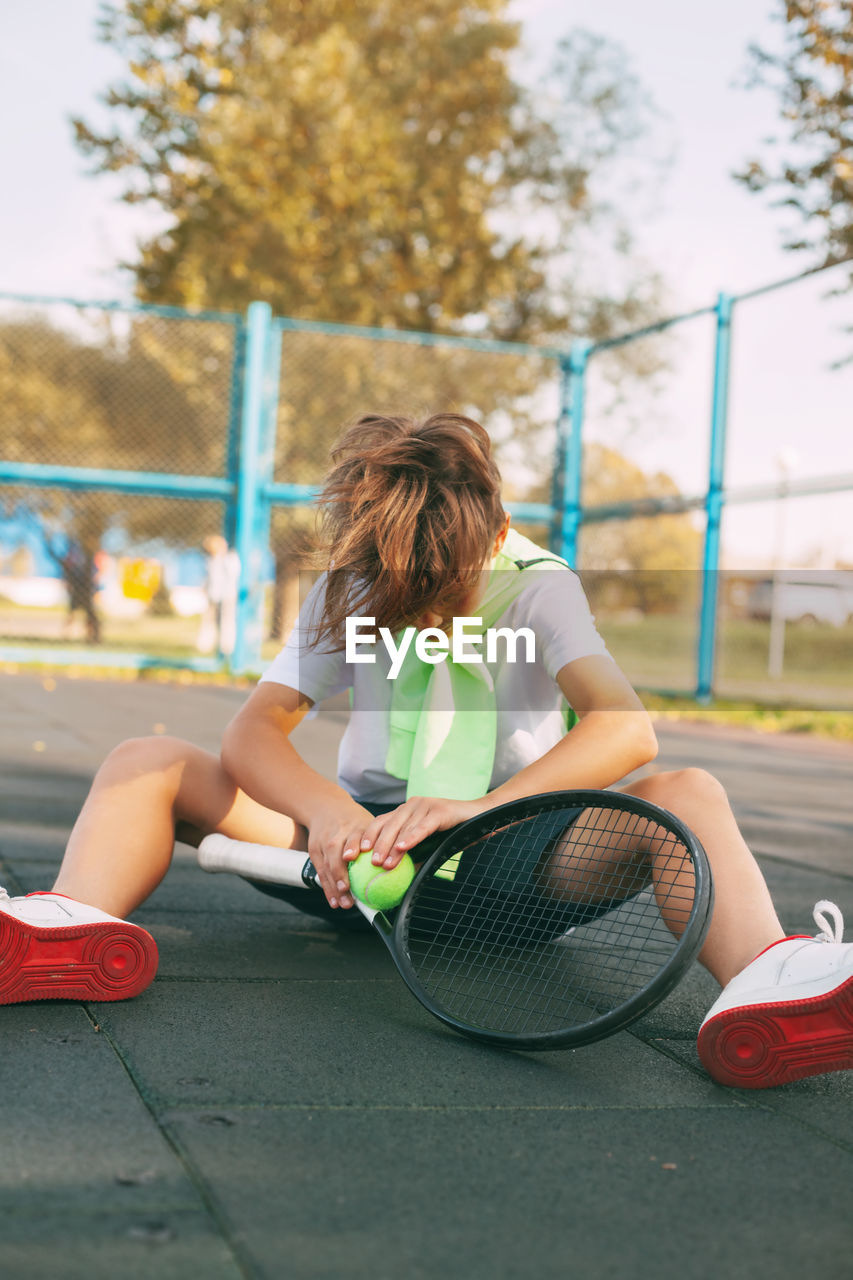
[197,789,713,1050]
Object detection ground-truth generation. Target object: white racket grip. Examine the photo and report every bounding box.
[197,834,311,888]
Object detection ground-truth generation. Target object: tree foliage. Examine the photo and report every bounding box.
[74,0,661,342]
[739,1,853,273]
[18,0,687,643]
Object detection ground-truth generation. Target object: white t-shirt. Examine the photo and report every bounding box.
[260,569,609,803]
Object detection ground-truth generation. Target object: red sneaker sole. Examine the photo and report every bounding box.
[0,912,158,1005]
[697,975,853,1088]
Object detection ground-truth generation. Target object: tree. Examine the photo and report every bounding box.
[74,2,661,342]
[739,2,853,274]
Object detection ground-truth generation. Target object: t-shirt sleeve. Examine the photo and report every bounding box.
[513,569,610,683]
[259,573,350,703]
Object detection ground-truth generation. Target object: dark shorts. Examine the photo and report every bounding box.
[244,799,642,938]
[242,799,406,929]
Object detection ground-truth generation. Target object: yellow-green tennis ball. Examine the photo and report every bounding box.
[348,851,415,910]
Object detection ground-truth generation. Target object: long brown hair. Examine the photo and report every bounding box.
[314,412,506,645]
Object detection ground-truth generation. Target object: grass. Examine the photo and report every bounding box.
[599,612,853,741]
[0,602,203,658]
[599,614,853,701]
[642,694,853,743]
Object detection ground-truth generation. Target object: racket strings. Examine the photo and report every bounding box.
[401,802,702,1038]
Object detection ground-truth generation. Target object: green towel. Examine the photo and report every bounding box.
[385,528,569,800]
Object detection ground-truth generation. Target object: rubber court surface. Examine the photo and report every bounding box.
[1,673,851,1279]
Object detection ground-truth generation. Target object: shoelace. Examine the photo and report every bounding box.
[813,900,844,944]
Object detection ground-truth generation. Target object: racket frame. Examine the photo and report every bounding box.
[198,788,714,1050]
[385,789,713,1049]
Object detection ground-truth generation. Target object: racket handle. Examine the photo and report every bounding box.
[197,834,312,888]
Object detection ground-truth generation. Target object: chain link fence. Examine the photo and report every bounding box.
[0,297,564,673]
[0,297,241,667]
[265,321,560,654]
[1,281,850,710]
[713,270,853,709]
[568,265,853,711]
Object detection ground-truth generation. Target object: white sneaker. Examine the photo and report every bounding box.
[0,887,158,1005]
[698,901,853,1088]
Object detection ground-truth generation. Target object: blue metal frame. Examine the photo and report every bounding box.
[223,317,247,547]
[2,264,851,687]
[696,293,733,702]
[556,343,591,566]
[0,290,240,325]
[231,302,275,674]
[272,313,562,359]
[0,461,232,499]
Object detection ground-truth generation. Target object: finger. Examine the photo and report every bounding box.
[341,830,373,909]
[356,813,397,859]
[344,825,375,861]
[384,799,431,843]
[368,813,414,864]
[313,861,338,908]
[308,845,344,909]
[324,840,355,910]
[391,803,432,844]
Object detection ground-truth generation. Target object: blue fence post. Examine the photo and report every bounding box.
[223,316,247,548]
[231,302,276,675]
[255,317,282,629]
[549,356,569,553]
[696,292,733,702]
[556,341,591,566]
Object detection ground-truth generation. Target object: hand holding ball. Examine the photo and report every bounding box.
[348,850,415,910]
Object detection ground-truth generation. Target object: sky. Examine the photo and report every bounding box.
[1,0,852,566]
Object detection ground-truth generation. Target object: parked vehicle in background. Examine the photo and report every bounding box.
[747,574,853,627]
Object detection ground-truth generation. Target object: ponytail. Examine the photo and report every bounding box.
[314,413,506,645]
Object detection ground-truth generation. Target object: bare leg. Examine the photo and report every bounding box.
[51,736,304,919]
[537,803,688,927]
[536,768,785,987]
[621,769,785,986]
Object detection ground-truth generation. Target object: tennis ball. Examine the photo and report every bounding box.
[348,850,415,910]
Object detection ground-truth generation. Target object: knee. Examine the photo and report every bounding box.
[103,735,199,779]
[640,767,728,813]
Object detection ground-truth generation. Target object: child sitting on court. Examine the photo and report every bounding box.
[1,411,851,1089]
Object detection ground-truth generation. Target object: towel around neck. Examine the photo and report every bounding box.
[385,528,569,800]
